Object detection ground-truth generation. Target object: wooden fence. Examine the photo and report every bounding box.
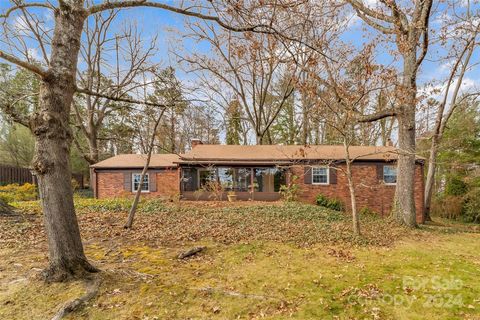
[0,165,34,185]
[0,165,84,187]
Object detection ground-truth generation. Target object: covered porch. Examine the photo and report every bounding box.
[180,165,288,201]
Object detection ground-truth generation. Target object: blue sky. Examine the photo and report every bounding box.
[1,1,479,110]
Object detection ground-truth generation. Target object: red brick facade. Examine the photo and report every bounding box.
[93,163,425,223]
[94,169,180,199]
[291,162,424,223]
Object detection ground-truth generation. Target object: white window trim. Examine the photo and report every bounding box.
[311,166,330,185]
[383,165,397,185]
[132,173,150,193]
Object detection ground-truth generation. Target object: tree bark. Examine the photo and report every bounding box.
[392,54,417,227]
[394,111,417,227]
[31,5,97,282]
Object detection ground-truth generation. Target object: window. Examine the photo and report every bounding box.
[254,168,286,192]
[312,166,329,185]
[132,173,149,192]
[383,165,397,184]
[199,168,253,192]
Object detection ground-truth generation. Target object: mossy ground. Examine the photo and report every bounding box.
[0,200,479,319]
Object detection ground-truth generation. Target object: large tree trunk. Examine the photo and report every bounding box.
[31,5,97,282]
[393,54,418,227]
[394,112,417,227]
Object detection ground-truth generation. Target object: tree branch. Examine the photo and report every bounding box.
[415,1,433,68]
[347,0,395,23]
[357,109,396,123]
[87,1,269,32]
[75,86,172,108]
[0,50,48,78]
[0,2,54,19]
[353,9,396,34]
[87,1,333,60]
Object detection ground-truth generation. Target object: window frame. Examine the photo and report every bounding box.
[311,166,330,185]
[132,173,150,193]
[383,165,397,185]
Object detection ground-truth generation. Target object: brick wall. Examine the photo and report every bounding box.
[291,162,424,224]
[95,168,179,199]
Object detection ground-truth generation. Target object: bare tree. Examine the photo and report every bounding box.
[346,0,433,227]
[73,9,159,165]
[424,7,480,220]
[124,108,165,229]
[0,0,272,282]
[179,23,300,144]
[312,44,394,236]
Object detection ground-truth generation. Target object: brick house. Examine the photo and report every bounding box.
[91,154,180,199]
[91,143,425,223]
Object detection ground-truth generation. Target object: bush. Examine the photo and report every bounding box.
[12,197,168,215]
[462,188,480,223]
[316,194,344,211]
[0,183,37,203]
[445,177,468,196]
[279,176,300,202]
[74,188,94,198]
[431,195,464,220]
[359,207,378,216]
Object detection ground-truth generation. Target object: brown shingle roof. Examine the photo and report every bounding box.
[91,154,179,169]
[178,144,423,164]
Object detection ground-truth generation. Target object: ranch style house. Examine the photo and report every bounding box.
[90,141,425,223]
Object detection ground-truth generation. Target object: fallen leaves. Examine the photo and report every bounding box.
[1,200,423,257]
[326,248,356,262]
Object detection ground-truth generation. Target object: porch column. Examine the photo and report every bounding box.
[250,168,255,201]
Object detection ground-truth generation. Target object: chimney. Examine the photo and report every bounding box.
[386,138,394,147]
[191,138,203,148]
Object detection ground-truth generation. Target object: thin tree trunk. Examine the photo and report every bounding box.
[424,138,439,220]
[31,6,98,282]
[343,141,360,235]
[125,109,164,229]
[424,40,475,221]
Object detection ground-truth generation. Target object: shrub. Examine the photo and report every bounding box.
[445,177,468,196]
[279,176,300,202]
[13,197,168,215]
[431,195,464,220]
[0,183,37,203]
[462,188,480,223]
[359,207,378,216]
[201,180,224,200]
[316,194,344,211]
[74,188,94,198]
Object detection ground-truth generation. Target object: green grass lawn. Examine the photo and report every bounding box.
[0,200,479,319]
